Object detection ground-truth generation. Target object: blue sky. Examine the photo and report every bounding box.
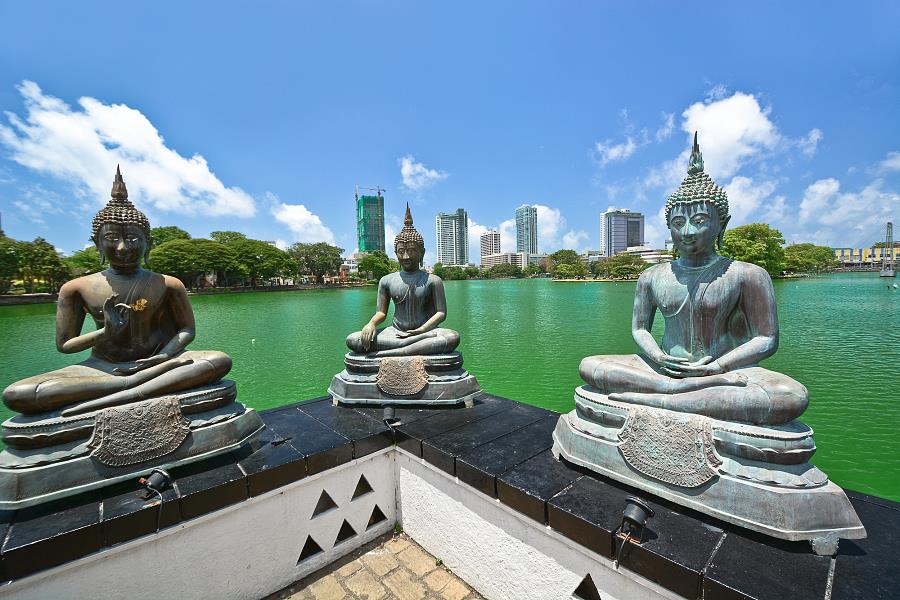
[0,1,898,264]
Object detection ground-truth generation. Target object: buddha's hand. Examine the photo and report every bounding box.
[113,353,172,375]
[361,323,377,351]
[395,329,413,338]
[660,355,726,378]
[102,293,130,338]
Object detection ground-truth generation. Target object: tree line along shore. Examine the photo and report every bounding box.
[0,222,840,297]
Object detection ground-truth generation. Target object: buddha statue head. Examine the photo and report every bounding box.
[91,166,152,269]
[394,204,425,271]
[664,133,730,254]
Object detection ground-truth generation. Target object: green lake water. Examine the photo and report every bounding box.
[1,274,898,500]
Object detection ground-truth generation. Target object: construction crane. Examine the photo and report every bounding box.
[355,185,385,200]
[880,221,895,278]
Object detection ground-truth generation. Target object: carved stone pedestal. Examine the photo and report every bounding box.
[0,380,264,509]
[329,352,481,407]
[551,386,866,555]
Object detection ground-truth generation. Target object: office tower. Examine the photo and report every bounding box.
[435,208,469,266]
[356,188,385,253]
[600,209,644,256]
[480,229,500,262]
[516,205,538,254]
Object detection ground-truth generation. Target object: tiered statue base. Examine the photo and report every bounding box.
[0,380,264,510]
[551,386,865,555]
[329,352,481,407]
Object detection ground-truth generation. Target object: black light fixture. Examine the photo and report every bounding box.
[614,496,655,568]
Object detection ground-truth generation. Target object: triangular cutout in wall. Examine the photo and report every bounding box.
[367,505,388,529]
[335,519,357,545]
[296,535,323,564]
[572,574,602,600]
[312,489,338,517]
[351,474,374,500]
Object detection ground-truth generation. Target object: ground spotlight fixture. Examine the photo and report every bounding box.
[139,468,172,499]
[614,496,655,568]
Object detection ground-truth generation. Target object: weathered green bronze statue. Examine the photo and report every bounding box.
[4,168,232,417]
[346,206,460,357]
[330,206,479,406]
[0,168,262,509]
[553,134,864,554]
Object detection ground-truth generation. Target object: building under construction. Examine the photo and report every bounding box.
[356,186,385,253]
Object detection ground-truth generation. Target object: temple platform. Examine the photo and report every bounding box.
[0,381,264,510]
[328,352,481,407]
[0,394,894,600]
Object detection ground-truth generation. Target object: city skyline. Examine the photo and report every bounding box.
[0,3,897,263]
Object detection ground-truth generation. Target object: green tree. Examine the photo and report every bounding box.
[488,263,523,278]
[0,235,19,294]
[721,223,785,276]
[549,249,579,265]
[464,266,481,279]
[150,239,244,289]
[432,263,447,278]
[524,263,542,276]
[358,251,396,281]
[784,243,840,273]
[151,226,191,247]
[553,263,578,279]
[288,242,345,283]
[65,247,103,277]
[226,238,293,287]
[15,238,69,293]
[592,254,649,279]
[210,231,248,245]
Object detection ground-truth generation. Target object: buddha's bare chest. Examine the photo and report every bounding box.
[82,274,168,326]
[652,274,739,320]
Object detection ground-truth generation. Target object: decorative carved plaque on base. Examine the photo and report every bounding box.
[376,357,429,396]
[618,407,722,487]
[88,396,190,466]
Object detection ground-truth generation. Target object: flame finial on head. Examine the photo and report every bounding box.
[91,166,151,240]
[688,131,705,175]
[394,203,425,252]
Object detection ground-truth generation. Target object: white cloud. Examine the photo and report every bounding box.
[797,177,899,246]
[681,91,780,180]
[498,218,516,253]
[534,204,590,253]
[594,137,638,165]
[271,202,336,244]
[723,176,778,226]
[398,154,448,192]
[761,195,787,223]
[655,113,675,142]
[384,214,402,251]
[878,151,900,173]
[705,83,730,102]
[798,128,823,158]
[561,229,589,250]
[466,218,490,265]
[274,239,288,250]
[0,81,256,218]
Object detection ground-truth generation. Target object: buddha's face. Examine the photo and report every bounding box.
[395,241,424,272]
[96,224,148,270]
[669,201,721,256]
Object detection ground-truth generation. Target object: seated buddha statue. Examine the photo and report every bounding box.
[2,167,232,421]
[579,133,808,426]
[346,205,460,357]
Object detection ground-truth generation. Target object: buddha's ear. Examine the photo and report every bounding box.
[717,215,731,249]
[92,236,107,266]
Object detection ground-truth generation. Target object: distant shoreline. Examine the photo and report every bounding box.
[0,282,375,306]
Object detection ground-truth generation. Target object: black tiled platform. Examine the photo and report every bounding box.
[0,391,895,600]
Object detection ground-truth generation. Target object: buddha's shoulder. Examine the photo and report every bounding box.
[639,262,674,280]
[727,260,772,281]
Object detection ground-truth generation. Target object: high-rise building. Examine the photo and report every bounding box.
[480,229,500,262]
[516,205,538,254]
[600,209,644,256]
[356,189,385,253]
[435,208,469,266]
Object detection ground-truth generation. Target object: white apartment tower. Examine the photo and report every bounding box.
[515,205,538,254]
[435,208,469,266]
[600,209,644,256]
[480,229,500,262]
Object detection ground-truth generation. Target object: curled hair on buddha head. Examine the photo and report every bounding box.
[664,132,731,248]
[394,203,426,265]
[91,166,152,264]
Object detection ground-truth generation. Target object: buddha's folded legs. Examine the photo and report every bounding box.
[2,351,231,416]
[346,327,460,357]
